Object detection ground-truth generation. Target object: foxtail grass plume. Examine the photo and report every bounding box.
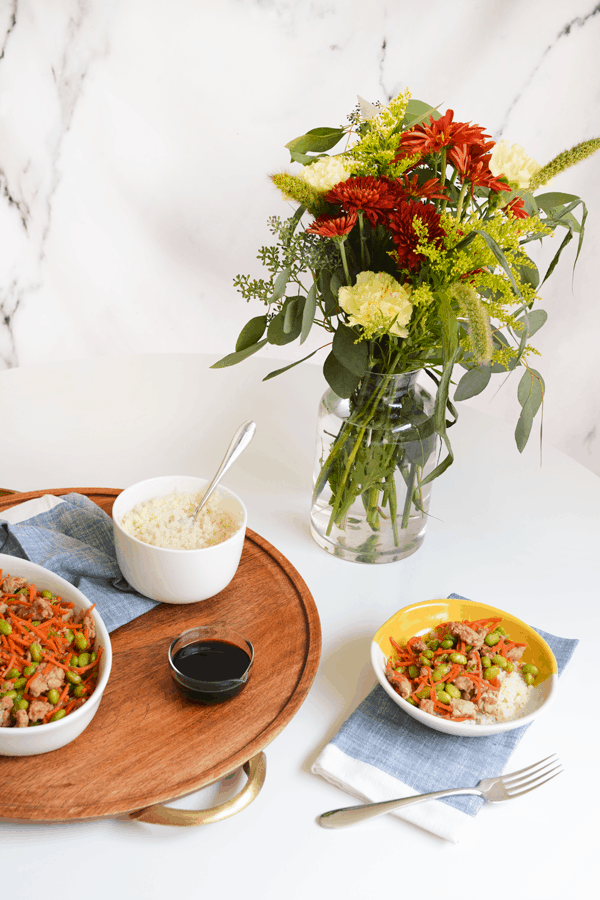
[449,283,493,364]
[528,137,600,191]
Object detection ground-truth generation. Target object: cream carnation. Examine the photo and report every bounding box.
[296,155,352,193]
[338,271,413,338]
[489,140,541,190]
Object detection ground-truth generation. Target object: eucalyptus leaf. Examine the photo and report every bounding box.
[211,339,269,369]
[283,297,298,333]
[330,269,345,298]
[270,267,291,303]
[267,296,306,345]
[515,309,547,339]
[300,283,317,344]
[332,324,369,377]
[516,258,540,289]
[454,366,492,401]
[515,367,544,452]
[235,315,268,352]
[323,351,361,398]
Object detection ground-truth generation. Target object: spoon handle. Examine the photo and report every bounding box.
[191,421,256,521]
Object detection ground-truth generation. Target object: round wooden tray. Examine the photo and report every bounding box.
[0,488,321,823]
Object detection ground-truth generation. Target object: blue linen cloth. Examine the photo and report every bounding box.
[313,593,578,840]
[0,492,158,632]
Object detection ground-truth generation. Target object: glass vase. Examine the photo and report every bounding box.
[310,369,438,563]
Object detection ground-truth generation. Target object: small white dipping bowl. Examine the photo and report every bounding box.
[0,554,112,757]
[112,475,247,604]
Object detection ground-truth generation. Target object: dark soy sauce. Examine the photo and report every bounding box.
[172,640,252,702]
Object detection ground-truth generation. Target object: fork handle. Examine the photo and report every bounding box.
[319,788,482,828]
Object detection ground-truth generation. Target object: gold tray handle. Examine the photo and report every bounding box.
[128,752,266,826]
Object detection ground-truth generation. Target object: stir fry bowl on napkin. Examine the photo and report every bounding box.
[372,597,557,737]
[312,593,578,843]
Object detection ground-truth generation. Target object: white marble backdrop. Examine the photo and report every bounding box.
[1,0,599,474]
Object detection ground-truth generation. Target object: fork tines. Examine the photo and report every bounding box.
[503,754,563,797]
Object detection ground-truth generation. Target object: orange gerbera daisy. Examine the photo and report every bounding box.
[306,211,358,237]
[325,176,396,226]
[386,201,445,272]
[392,173,447,203]
[396,109,491,160]
[502,196,529,219]
[449,143,511,193]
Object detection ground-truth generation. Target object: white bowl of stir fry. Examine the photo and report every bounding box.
[371,598,557,737]
[0,555,112,756]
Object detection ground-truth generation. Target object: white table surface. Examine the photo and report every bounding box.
[0,352,597,899]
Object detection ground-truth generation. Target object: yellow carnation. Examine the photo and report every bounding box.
[296,155,352,193]
[489,139,541,190]
[338,271,413,338]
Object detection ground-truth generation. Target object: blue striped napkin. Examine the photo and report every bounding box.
[0,492,158,631]
[312,595,578,842]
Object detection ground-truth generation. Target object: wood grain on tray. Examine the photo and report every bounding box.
[0,488,321,822]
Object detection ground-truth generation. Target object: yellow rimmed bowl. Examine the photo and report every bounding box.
[371,597,558,737]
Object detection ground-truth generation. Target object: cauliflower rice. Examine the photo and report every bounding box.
[120,490,243,550]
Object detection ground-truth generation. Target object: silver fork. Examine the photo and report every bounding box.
[318,754,562,828]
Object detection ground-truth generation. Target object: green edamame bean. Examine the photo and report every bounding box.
[0,620,12,636]
[523,672,535,686]
[47,689,60,705]
[432,664,451,681]
[2,690,17,700]
[422,648,434,660]
[484,666,500,680]
[450,652,467,665]
[30,643,43,663]
[427,640,439,651]
[14,677,27,690]
[50,709,67,722]
[406,697,416,706]
[66,671,82,685]
[446,683,461,699]
[31,621,41,627]
[436,690,452,704]
[464,644,473,652]
[13,698,28,711]
[496,626,507,636]
[416,687,431,700]
[484,632,501,646]
[493,654,508,668]
[521,664,539,675]
[73,685,86,698]
[89,652,97,663]
[70,655,79,667]
[22,664,37,677]
[408,665,419,679]
[74,633,88,651]
[65,629,74,644]
[41,590,53,599]
[441,638,455,649]
[418,655,431,667]
[481,657,492,668]
[6,668,20,680]
[394,664,406,673]
[506,661,515,673]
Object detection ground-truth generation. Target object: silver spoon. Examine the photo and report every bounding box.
[187,420,256,526]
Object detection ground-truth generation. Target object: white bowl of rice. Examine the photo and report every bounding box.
[112,475,247,604]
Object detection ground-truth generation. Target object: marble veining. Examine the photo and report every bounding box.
[0,0,599,476]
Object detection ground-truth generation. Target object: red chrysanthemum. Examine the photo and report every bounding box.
[449,143,510,194]
[503,196,529,219]
[324,176,396,226]
[306,210,358,237]
[396,109,492,161]
[392,173,447,203]
[386,201,446,272]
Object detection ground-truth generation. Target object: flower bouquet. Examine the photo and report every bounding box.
[214,89,598,562]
